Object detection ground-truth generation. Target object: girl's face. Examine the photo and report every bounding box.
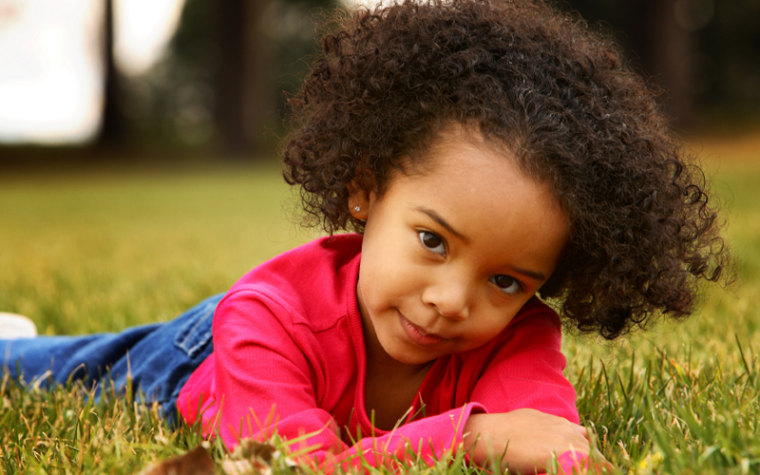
[352,125,570,368]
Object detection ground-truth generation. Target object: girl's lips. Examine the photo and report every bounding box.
[398,312,446,346]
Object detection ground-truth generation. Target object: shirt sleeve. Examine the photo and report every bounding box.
[471,304,578,421]
[195,289,480,472]
[470,305,585,474]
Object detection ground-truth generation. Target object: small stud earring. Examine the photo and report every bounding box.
[354,205,361,212]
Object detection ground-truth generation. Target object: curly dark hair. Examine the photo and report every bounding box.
[282,0,729,339]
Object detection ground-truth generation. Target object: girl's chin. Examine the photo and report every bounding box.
[383,338,442,367]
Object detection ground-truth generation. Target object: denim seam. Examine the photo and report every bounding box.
[174,302,214,358]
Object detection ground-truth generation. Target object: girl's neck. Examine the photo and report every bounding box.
[365,336,432,380]
[361,311,433,430]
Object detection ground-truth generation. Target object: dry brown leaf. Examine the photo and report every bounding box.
[139,445,215,475]
[230,440,277,463]
[221,439,300,475]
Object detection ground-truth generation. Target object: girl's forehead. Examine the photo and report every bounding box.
[391,124,566,223]
[399,123,526,180]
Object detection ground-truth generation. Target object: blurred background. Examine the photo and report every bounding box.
[0,0,758,166]
[2,4,759,471]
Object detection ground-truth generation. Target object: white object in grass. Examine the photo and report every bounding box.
[0,312,38,339]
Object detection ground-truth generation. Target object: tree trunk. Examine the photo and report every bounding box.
[629,0,694,129]
[214,0,273,157]
[97,0,126,148]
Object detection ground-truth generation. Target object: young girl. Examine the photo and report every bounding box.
[1,0,727,473]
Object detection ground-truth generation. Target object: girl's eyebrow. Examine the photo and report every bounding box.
[415,206,547,282]
[507,265,546,282]
[414,206,467,242]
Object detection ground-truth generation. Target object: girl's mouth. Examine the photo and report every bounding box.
[398,312,446,346]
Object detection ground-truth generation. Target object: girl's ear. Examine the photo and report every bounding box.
[347,178,372,221]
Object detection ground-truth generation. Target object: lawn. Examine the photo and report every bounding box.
[1,138,759,473]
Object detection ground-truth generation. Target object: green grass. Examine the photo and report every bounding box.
[1,146,759,474]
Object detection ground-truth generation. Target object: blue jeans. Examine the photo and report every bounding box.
[0,294,222,424]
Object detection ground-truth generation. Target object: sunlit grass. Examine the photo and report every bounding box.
[1,142,759,473]
[0,162,319,334]
[561,139,760,474]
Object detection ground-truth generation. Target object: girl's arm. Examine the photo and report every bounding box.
[463,409,590,474]
[462,306,598,473]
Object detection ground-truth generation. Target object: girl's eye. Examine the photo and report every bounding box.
[490,274,522,295]
[418,231,446,256]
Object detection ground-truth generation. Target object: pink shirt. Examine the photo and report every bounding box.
[177,234,581,472]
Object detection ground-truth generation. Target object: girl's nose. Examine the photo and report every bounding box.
[421,278,472,321]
